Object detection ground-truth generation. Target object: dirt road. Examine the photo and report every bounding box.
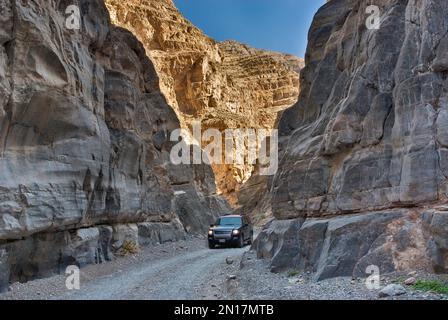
[63,247,246,300]
[0,238,247,300]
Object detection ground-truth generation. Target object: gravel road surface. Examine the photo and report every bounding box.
[63,247,246,300]
[0,238,246,300]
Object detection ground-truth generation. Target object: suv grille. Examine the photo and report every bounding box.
[214,230,231,235]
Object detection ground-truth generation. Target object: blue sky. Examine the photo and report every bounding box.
[173,0,325,58]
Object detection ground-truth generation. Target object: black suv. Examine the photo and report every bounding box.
[208,215,253,249]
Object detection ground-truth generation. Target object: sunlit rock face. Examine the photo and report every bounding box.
[105,0,303,205]
[0,0,229,291]
[254,0,448,279]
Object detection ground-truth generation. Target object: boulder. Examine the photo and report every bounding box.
[254,210,434,280]
[64,228,101,268]
[404,277,416,286]
[0,249,9,292]
[98,226,114,262]
[422,211,448,273]
[111,224,139,251]
[0,226,105,289]
[138,221,186,246]
[379,284,407,298]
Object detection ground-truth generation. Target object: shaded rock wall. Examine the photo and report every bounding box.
[255,0,448,279]
[0,0,228,291]
[237,165,274,226]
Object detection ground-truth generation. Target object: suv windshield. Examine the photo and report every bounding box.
[217,217,242,226]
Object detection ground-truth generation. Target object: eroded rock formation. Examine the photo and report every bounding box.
[105,0,303,204]
[0,0,229,291]
[254,0,448,279]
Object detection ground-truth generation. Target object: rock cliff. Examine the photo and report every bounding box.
[104,0,303,204]
[254,0,448,279]
[0,0,229,291]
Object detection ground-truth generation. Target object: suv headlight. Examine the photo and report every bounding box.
[208,230,213,236]
[232,229,240,236]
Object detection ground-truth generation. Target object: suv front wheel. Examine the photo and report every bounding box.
[237,234,244,248]
[247,232,253,245]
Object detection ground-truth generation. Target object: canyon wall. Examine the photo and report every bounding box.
[0,0,229,291]
[254,0,448,279]
[105,0,303,205]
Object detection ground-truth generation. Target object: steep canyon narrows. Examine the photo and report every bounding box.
[105,0,304,206]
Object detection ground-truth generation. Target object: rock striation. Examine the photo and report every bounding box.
[254,0,448,279]
[105,0,303,205]
[0,0,229,291]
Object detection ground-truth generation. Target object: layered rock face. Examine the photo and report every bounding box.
[255,0,448,279]
[105,0,303,204]
[0,0,228,291]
